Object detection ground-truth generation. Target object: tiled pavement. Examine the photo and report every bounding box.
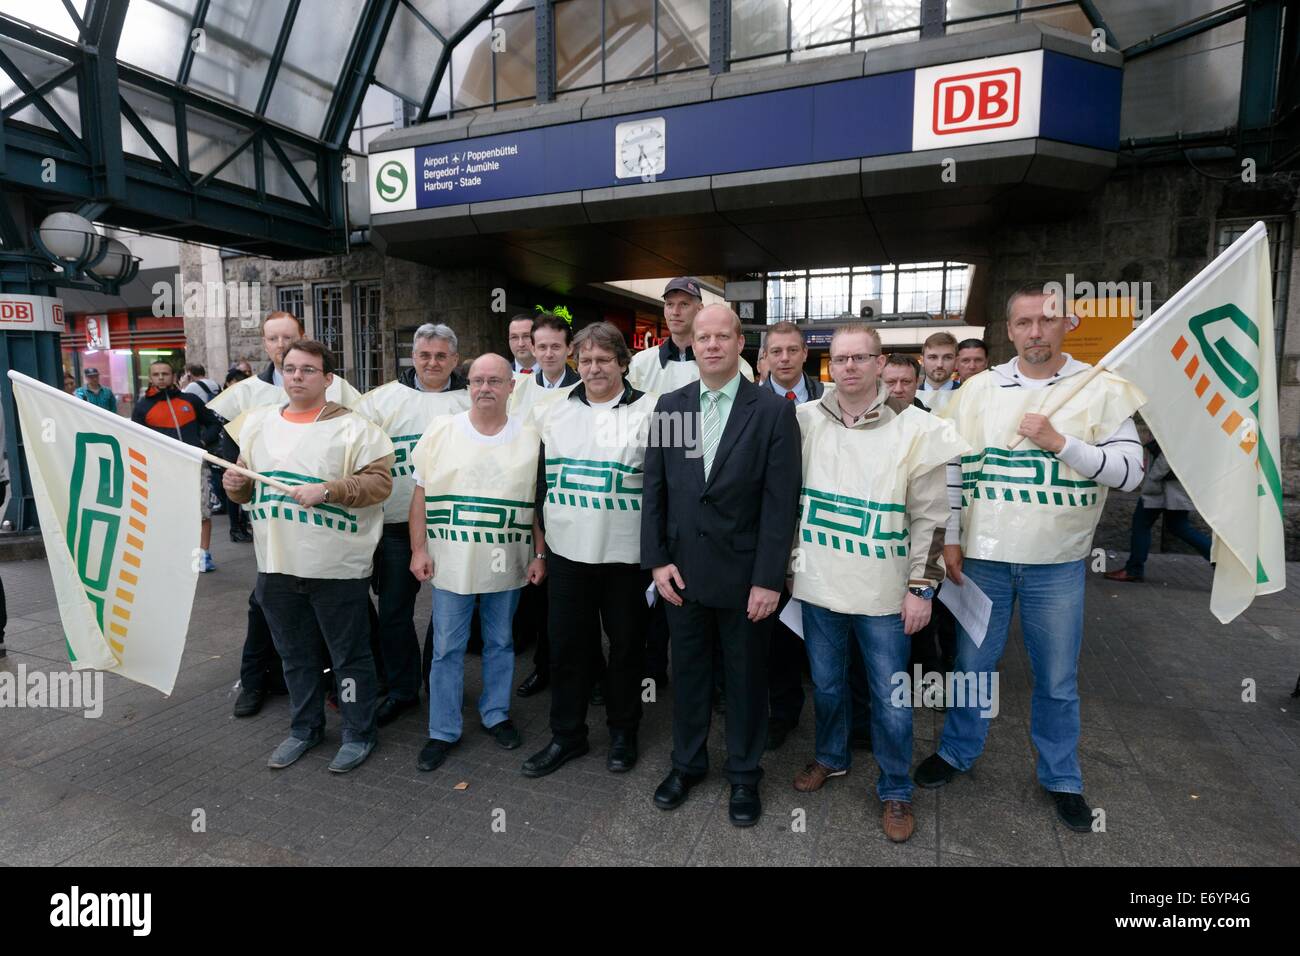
[1,536,1297,866]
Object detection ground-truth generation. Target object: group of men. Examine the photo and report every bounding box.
[200,276,1143,843]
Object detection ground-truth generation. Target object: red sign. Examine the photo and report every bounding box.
[0,299,35,322]
[932,67,1020,135]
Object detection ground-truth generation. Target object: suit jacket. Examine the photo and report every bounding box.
[641,375,801,609]
[765,372,824,402]
[535,365,580,388]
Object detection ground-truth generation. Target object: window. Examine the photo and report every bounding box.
[1216,218,1291,371]
[276,284,305,320]
[556,0,710,95]
[352,282,384,392]
[731,0,922,69]
[312,283,344,374]
[764,262,973,322]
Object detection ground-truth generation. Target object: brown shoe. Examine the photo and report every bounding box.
[881,800,915,842]
[1103,569,1144,583]
[793,760,846,792]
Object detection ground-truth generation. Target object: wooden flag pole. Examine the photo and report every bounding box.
[201,452,297,493]
[1006,362,1109,450]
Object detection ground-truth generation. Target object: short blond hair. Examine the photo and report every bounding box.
[830,324,881,352]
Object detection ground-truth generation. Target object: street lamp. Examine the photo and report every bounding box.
[31,212,139,288]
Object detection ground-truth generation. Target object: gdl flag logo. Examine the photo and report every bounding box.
[8,371,203,694]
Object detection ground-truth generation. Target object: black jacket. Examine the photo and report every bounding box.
[641,375,801,609]
[764,372,825,401]
[534,365,580,388]
[399,366,469,391]
[131,385,221,449]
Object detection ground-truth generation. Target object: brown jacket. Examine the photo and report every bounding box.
[227,402,394,507]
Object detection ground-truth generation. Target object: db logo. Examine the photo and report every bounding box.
[52,303,65,327]
[933,67,1020,135]
[0,300,35,322]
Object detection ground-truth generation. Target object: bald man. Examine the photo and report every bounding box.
[408,353,547,772]
[641,305,802,827]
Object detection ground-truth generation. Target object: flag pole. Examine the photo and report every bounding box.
[201,452,297,494]
[1005,363,1108,449]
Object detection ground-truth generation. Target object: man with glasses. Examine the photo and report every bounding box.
[210,311,364,719]
[508,315,538,376]
[522,322,657,777]
[408,354,548,773]
[222,339,394,774]
[354,324,470,726]
[790,325,967,842]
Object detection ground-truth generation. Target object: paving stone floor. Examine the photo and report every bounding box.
[1,536,1297,866]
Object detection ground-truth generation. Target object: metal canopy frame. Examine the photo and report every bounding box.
[0,0,398,257]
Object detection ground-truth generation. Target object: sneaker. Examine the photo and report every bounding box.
[328,740,376,773]
[1049,790,1094,832]
[268,733,322,769]
[199,551,216,573]
[793,760,847,792]
[483,719,522,750]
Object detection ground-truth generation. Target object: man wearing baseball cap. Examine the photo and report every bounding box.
[627,278,754,395]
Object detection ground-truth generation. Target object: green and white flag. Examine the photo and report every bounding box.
[9,370,204,692]
[1104,221,1285,623]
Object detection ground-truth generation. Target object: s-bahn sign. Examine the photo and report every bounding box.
[369,49,1119,215]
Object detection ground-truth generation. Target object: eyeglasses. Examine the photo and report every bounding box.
[469,377,509,388]
[829,353,881,367]
[281,365,322,377]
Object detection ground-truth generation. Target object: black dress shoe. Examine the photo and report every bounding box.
[913,753,961,789]
[654,769,705,810]
[1049,790,1094,832]
[729,784,762,827]
[230,528,253,543]
[418,738,456,772]
[521,739,590,777]
[589,679,605,707]
[233,687,265,717]
[607,730,638,772]
[483,719,522,750]
[376,696,417,727]
[765,719,794,752]
[516,671,549,697]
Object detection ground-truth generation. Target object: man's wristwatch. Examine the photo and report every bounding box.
[533,552,546,561]
[908,585,935,600]
[321,486,330,502]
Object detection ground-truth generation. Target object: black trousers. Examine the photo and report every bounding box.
[525,577,607,682]
[666,598,772,785]
[645,600,670,679]
[768,589,806,726]
[374,523,422,702]
[547,552,648,745]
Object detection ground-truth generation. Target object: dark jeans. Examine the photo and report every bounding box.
[239,589,286,695]
[769,589,806,727]
[666,598,772,785]
[547,552,648,745]
[374,523,422,703]
[256,573,378,744]
[1125,502,1212,576]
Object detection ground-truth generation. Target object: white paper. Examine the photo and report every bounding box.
[645,581,657,608]
[937,575,992,648]
[779,598,804,640]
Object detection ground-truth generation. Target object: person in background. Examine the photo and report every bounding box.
[75,368,117,413]
[508,315,538,375]
[182,363,220,403]
[63,372,76,394]
[1104,440,1211,583]
[916,332,959,413]
[881,354,927,411]
[955,338,989,382]
[132,360,221,572]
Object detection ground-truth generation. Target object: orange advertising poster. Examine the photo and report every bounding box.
[1064,297,1137,365]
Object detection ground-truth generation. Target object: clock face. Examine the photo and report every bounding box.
[614,117,666,179]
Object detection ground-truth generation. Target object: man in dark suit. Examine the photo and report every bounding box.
[641,304,801,827]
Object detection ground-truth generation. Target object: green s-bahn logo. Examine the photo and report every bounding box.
[375,160,409,202]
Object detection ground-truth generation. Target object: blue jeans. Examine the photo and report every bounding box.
[1125,502,1212,576]
[427,586,521,742]
[937,558,1086,793]
[802,602,913,803]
